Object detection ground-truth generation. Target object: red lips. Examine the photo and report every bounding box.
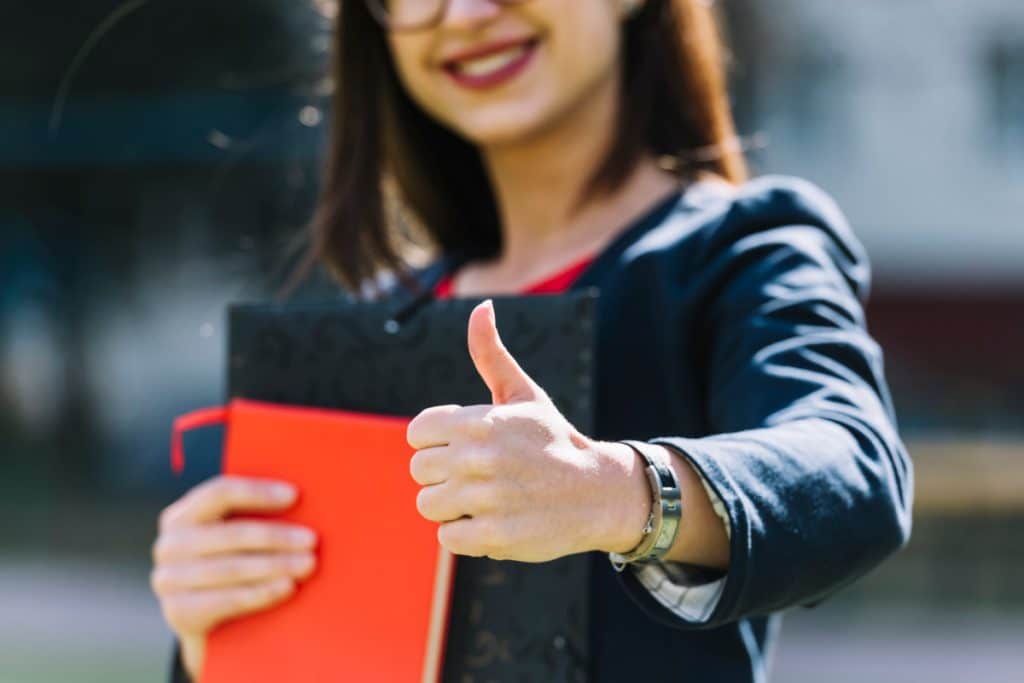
[441,36,538,66]
[441,37,540,90]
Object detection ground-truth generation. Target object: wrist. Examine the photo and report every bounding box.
[588,439,653,554]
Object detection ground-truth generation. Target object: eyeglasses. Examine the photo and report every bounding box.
[364,0,533,33]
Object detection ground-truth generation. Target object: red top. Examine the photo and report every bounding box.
[434,254,595,298]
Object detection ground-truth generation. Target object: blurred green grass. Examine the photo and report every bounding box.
[0,651,160,683]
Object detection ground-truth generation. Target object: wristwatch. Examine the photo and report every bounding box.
[608,440,683,571]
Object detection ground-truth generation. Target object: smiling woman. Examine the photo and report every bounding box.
[154,1,913,682]
[293,0,746,294]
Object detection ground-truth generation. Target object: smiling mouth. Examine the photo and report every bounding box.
[442,38,540,89]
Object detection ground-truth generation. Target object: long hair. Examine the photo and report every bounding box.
[285,0,748,296]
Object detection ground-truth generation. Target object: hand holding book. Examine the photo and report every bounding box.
[151,476,319,681]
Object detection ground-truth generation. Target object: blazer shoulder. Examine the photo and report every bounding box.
[624,174,862,260]
[702,175,864,255]
[701,174,872,300]
[618,175,872,300]
[735,175,851,232]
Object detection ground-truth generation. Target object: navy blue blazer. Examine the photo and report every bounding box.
[169,175,912,682]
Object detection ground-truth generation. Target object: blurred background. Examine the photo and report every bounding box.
[1,1,1021,681]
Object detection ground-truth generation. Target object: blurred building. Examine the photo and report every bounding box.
[726,0,1024,438]
[736,0,1023,283]
[1,0,330,496]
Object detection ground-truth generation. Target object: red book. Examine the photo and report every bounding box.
[171,398,454,683]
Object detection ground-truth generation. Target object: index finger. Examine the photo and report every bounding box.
[159,476,298,530]
[407,404,491,450]
[406,404,461,450]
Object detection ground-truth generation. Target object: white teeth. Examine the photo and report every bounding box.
[453,44,529,77]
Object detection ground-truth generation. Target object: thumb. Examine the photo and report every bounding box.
[467,300,543,405]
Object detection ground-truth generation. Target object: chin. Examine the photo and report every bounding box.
[447,100,560,148]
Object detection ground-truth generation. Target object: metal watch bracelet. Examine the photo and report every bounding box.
[608,440,683,572]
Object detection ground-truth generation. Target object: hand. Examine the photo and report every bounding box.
[150,476,319,681]
[407,300,651,562]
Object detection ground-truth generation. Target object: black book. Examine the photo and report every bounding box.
[227,289,598,682]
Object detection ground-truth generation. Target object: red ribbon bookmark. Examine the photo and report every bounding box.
[170,405,229,474]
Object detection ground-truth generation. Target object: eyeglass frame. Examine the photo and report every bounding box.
[363,0,534,33]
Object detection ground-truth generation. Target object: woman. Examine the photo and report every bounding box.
[153,0,914,680]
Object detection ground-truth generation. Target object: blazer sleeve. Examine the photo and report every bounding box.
[617,205,914,630]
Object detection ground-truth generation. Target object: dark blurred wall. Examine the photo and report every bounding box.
[1,1,330,511]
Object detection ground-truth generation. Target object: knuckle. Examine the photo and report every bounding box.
[242,582,279,607]
[160,597,188,629]
[431,404,462,419]
[408,404,460,448]
[190,477,220,502]
[439,522,483,557]
[241,523,275,548]
[157,506,174,532]
[175,482,212,517]
[479,519,510,554]
[221,557,251,582]
[406,411,431,447]
[415,487,435,519]
[220,477,256,503]
[265,557,292,580]
[255,582,280,603]
[468,448,499,477]
[437,524,463,554]
[151,536,169,563]
[408,451,427,484]
[469,484,499,513]
[232,586,262,610]
[218,476,263,507]
[250,556,279,580]
[465,411,495,440]
[153,530,190,563]
[210,474,237,490]
[149,567,169,594]
[406,414,425,447]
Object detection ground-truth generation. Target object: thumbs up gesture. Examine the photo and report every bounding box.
[407,300,650,563]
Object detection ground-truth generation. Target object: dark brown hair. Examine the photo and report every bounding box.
[285,0,748,297]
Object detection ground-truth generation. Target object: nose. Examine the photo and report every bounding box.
[441,0,503,31]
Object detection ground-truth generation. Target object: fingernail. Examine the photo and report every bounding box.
[291,528,317,546]
[270,483,297,501]
[290,554,315,572]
